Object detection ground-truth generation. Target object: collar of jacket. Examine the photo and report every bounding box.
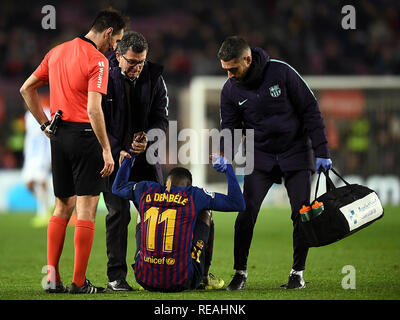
[239,47,270,89]
[79,36,97,49]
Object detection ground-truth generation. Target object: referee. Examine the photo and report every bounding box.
[20,9,126,294]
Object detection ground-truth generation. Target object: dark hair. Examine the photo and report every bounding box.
[167,167,192,185]
[90,8,128,35]
[117,31,148,54]
[217,36,250,61]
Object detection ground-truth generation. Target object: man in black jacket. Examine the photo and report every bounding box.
[102,31,169,291]
[217,36,332,290]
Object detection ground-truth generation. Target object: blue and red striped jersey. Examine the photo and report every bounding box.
[112,155,245,290]
[132,181,216,289]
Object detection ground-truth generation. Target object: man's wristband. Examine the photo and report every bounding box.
[40,121,51,132]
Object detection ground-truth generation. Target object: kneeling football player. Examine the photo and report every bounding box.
[112,152,245,292]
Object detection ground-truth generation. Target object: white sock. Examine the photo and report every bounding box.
[236,270,248,278]
[290,269,303,278]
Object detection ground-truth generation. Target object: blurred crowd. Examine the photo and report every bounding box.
[1,0,399,81]
[326,94,400,177]
[0,0,399,174]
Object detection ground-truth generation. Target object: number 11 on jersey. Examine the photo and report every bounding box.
[144,207,177,253]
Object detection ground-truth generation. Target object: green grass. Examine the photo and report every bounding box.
[0,206,399,300]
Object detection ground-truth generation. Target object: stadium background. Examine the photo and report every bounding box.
[0,0,399,210]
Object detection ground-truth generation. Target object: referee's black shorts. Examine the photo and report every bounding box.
[50,121,106,198]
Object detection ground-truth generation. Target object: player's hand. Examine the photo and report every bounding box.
[316,157,332,173]
[119,150,132,167]
[101,149,114,178]
[131,132,147,154]
[210,153,228,173]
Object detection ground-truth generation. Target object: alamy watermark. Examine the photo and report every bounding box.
[341,265,356,289]
[41,4,356,31]
[41,265,56,289]
[341,5,356,30]
[41,5,56,30]
[145,121,255,175]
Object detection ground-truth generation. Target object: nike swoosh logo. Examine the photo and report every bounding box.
[238,99,248,106]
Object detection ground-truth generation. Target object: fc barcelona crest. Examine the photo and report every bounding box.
[269,84,281,97]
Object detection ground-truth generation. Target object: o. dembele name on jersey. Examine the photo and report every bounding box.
[145,192,188,206]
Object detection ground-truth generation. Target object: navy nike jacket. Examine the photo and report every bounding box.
[220,47,330,173]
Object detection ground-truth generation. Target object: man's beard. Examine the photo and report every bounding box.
[105,36,115,53]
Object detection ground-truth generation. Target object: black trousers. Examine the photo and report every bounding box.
[234,166,311,272]
[104,158,159,282]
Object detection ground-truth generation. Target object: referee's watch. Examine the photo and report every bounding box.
[40,121,51,132]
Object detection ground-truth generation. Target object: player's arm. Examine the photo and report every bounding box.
[285,65,330,159]
[112,153,136,200]
[130,77,169,156]
[101,86,124,157]
[285,65,332,172]
[146,76,169,134]
[87,55,114,177]
[219,85,243,160]
[198,155,245,212]
[20,51,52,136]
[87,91,114,178]
[213,163,246,212]
[20,74,51,137]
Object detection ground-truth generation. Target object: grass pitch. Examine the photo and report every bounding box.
[0,206,399,300]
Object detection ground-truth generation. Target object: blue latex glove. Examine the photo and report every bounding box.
[211,154,229,173]
[316,157,332,173]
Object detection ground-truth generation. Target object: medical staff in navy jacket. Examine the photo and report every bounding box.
[217,36,332,290]
[102,31,169,291]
